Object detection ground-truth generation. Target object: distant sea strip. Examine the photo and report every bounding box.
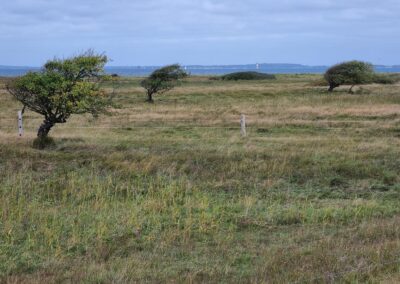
[1,64,399,77]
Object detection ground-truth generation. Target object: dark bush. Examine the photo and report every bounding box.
[373,73,400,84]
[221,72,276,81]
[324,61,374,93]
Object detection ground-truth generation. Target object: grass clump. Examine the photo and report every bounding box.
[32,136,56,150]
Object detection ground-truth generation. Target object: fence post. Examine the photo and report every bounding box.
[240,114,246,137]
[18,111,23,137]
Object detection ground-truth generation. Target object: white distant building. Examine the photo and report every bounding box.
[256,63,260,70]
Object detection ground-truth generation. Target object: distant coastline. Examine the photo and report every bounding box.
[1,63,400,77]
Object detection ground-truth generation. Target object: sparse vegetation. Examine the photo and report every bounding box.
[140,64,187,103]
[324,61,375,93]
[1,74,400,282]
[220,71,276,81]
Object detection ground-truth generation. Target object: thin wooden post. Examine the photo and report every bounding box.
[18,110,23,136]
[240,114,246,137]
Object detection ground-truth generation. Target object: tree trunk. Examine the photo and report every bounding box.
[348,85,355,94]
[328,83,337,92]
[37,119,54,138]
[146,92,154,103]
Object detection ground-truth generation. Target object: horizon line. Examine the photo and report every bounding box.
[1,63,400,68]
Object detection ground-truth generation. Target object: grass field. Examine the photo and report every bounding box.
[1,75,400,283]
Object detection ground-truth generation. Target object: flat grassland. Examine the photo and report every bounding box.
[1,75,400,283]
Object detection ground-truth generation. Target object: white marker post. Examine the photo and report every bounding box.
[17,110,23,137]
[240,114,246,137]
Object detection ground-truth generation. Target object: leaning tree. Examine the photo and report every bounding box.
[141,64,188,103]
[7,51,113,138]
[324,61,375,93]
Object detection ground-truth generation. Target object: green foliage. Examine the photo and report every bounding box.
[7,50,112,138]
[221,71,276,81]
[140,64,188,102]
[324,61,375,92]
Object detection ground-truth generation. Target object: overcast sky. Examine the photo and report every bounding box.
[0,0,399,66]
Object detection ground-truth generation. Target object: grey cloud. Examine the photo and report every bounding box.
[2,0,399,37]
[0,0,399,65]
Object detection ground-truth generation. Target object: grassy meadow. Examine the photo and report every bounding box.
[1,74,400,282]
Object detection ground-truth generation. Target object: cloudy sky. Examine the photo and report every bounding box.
[0,0,399,66]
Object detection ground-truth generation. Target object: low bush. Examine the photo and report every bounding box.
[373,73,400,84]
[221,71,276,81]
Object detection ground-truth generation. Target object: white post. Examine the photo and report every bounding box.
[18,111,23,137]
[240,114,246,137]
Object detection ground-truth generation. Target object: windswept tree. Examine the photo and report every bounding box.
[7,51,113,139]
[324,61,374,93]
[141,64,188,103]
